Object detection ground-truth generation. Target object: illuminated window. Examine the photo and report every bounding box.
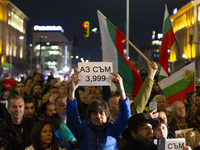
[0,5,3,21]
[10,12,24,33]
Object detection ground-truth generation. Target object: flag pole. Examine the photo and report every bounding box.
[98,10,152,64]
[126,38,151,63]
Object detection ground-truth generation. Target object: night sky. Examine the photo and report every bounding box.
[10,0,191,62]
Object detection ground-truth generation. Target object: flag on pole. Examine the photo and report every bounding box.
[97,10,143,96]
[158,5,176,81]
[158,62,195,104]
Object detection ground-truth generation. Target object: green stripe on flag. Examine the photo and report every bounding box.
[118,53,133,94]
[163,16,172,36]
[106,19,116,46]
[162,74,194,97]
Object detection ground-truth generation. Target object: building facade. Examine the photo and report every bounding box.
[0,0,29,76]
[170,0,200,77]
[32,25,72,77]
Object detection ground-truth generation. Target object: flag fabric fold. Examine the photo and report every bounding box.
[97,10,143,96]
[158,5,176,81]
[158,62,195,104]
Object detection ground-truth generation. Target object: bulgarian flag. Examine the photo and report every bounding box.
[97,10,143,96]
[158,62,195,104]
[158,5,176,81]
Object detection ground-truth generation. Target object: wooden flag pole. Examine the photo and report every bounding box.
[126,38,151,64]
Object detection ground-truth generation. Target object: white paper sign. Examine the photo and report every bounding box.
[154,138,186,150]
[175,128,193,138]
[78,62,113,86]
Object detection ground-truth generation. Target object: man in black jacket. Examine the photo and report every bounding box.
[122,113,159,150]
[0,95,35,150]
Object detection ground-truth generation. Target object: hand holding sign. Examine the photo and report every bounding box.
[110,73,126,100]
[69,71,81,101]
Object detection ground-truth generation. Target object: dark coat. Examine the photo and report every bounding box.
[0,116,35,150]
[168,118,195,135]
[122,138,157,150]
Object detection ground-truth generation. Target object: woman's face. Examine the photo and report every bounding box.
[40,124,53,148]
[153,123,168,139]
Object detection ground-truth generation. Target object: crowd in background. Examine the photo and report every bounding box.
[0,62,199,150]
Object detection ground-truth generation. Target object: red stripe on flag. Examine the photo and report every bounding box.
[159,28,176,75]
[115,28,143,96]
[166,82,195,104]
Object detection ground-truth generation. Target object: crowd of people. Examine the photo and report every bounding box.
[0,62,199,150]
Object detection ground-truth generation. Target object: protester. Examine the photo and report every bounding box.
[24,96,41,123]
[0,95,35,150]
[168,101,194,135]
[108,93,120,122]
[185,106,200,149]
[131,61,158,115]
[153,117,175,139]
[25,120,66,150]
[17,82,28,98]
[122,113,159,150]
[67,72,130,149]
[50,94,78,149]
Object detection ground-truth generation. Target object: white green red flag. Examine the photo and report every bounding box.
[158,62,195,104]
[97,10,143,96]
[158,5,176,81]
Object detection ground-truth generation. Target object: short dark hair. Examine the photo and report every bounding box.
[30,120,59,150]
[196,93,200,98]
[34,83,41,88]
[87,99,110,122]
[24,96,36,106]
[8,95,24,108]
[17,81,25,85]
[51,86,58,90]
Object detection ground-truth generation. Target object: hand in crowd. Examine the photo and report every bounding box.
[69,138,79,148]
[69,71,81,101]
[146,108,158,119]
[183,146,192,150]
[148,61,158,80]
[110,73,126,100]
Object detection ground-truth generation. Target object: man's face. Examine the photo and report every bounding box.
[26,79,33,87]
[9,99,24,120]
[88,93,98,105]
[47,104,56,117]
[153,123,168,139]
[34,85,42,96]
[42,95,49,104]
[59,86,67,94]
[126,93,133,100]
[17,83,25,95]
[157,98,166,111]
[24,103,35,118]
[196,96,200,107]
[80,93,88,104]
[131,122,153,144]
[174,102,186,118]
[51,88,59,95]
[34,75,41,82]
[90,108,107,130]
[109,96,120,117]
[56,98,66,116]
[86,86,96,94]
